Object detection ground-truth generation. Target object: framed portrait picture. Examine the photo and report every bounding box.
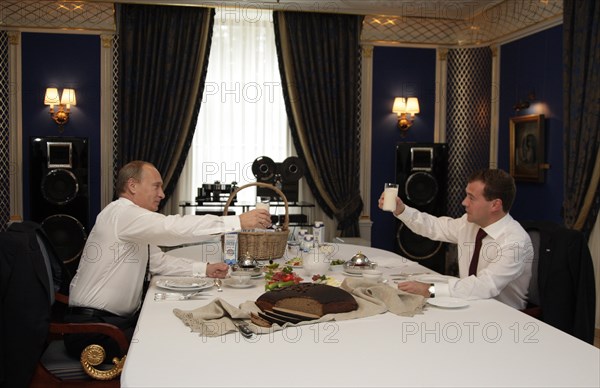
[509,114,545,183]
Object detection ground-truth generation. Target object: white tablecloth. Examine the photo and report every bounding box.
[121,244,600,387]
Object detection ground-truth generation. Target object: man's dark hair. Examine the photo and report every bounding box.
[467,169,516,212]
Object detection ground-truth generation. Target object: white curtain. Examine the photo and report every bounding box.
[179,8,288,207]
[166,8,336,242]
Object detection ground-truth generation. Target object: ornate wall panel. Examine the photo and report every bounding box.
[0,1,115,32]
[112,34,119,188]
[445,47,492,217]
[0,31,9,231]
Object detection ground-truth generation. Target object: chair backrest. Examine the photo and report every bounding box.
[519,220,596,344]
[0,221,53,387]
[526,228,541,306]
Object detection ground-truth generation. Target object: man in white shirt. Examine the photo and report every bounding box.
[65,160,271,358]
[379,168,533,309]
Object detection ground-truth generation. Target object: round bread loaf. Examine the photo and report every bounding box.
[255,283,358,317]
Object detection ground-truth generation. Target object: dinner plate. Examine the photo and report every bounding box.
[427,297,469,309]
[156,279,212,292]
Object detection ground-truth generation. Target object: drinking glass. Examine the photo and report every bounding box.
[382,183,399,212]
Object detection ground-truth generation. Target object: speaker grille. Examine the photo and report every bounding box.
[396,223,443,260]
[41,169,79,205]
[41,214,87,264]
[405,172,438,207]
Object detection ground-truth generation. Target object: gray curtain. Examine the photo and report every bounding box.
[563,0,600,239]
[117,4,214,208]
[273,11,364,236]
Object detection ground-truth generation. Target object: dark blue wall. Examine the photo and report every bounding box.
[370,47,437,251]
[21,32,101,227]
[498,25,564,223]
[370,26,564,252]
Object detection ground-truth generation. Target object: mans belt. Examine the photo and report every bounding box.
[68,307,119,318]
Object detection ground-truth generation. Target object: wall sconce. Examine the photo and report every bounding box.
[392,97,419,134]
[44,87,76,129]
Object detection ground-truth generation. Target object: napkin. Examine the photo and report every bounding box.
[173,280,426,337]
[173,298,259,337]
[339,278,426,317]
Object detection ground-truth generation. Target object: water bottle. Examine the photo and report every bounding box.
[301,234,314,252]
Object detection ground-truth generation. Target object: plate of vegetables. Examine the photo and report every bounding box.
[265,265,303,291]
[284,257,303,268]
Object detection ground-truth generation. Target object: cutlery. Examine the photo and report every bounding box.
[389,272,431,277]
[234,321,254,339]
[214,278,223,292]
[154,292,212,301]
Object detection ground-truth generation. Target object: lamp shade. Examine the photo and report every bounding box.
[60,89,77,107]
[392,97,406,113]
[405,97,420,114]
[44,88,60,105]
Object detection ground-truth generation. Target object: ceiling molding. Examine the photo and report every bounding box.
[0,0,563,45]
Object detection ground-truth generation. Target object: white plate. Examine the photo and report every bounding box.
[427,297,469,309]
[156,279,212,292]
[224,280,255,289]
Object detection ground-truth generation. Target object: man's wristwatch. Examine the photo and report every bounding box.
[428,283,435,298]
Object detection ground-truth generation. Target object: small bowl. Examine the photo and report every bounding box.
[362,269,383,282]
[230,272,252,285]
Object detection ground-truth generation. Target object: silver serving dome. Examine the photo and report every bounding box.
[343,251,378,274]
[231,252,262,274]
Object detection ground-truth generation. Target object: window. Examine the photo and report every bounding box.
[186,8,288,204]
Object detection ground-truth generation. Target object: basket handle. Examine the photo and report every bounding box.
[223,182,289,231]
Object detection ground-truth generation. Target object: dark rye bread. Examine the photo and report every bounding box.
[255,283,358,317]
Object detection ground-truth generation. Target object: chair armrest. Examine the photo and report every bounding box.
[49,322,130,354]
[54,292,69,305]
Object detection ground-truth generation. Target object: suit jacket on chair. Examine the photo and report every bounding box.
[521,220,596,344]
[0,222,54,388]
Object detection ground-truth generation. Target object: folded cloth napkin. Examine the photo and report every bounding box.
[339,278,426,316]
[173,280,426,337]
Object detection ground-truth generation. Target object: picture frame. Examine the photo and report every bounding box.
[509,114,545,183]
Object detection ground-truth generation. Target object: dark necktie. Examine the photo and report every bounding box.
[468,228,487,276]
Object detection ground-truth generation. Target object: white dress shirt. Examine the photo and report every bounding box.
[397,205,533,309]
[69,197,240,316]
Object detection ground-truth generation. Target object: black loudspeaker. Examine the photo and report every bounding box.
[395,143,448,274]
[30,137,89,270]
[252,156,305,202]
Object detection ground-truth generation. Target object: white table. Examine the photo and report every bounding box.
[121,244,600,387]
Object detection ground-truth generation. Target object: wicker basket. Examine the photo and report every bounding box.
[223,182,290,260]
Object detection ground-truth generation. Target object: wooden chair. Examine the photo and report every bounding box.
[28,293,129,388]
